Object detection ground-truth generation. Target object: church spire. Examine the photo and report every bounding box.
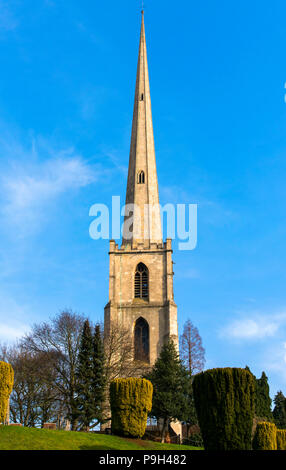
[122,12,162,247]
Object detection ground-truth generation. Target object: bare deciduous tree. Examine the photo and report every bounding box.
[104,321,150,381]
[21,310,85,430]
[102,321,151,422]
[0,344,60,427]
[180,320,205,376]
[1,313,153,430]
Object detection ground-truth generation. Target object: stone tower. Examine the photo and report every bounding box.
[104,12,178,366]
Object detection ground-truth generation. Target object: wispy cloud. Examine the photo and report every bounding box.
[160,184,236,226]
[75,85,113,120]
[220,310,286,341]
[176,268,200,280]
[0,132,100,236]
[261,342,286,391]
[3,153,96,211]
[0,0,18,32]
[101,147,128,175]
[0,293,30,343]
[75,21,100,46]
[0,323,28,342]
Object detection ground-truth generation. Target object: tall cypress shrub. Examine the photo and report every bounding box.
[0,361,14,424]
[193,367,255,450]
[276,429,286,450]
[252,422,277,450]
[110,378,153,438]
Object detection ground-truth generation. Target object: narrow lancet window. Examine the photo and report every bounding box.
[134,263,149,299]
[134,317,150,363]
[140,93,144,101]
[137,170,145,184]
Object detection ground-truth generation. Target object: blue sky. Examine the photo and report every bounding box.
[0,0,286,399]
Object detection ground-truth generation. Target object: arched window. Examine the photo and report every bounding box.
[134,317,149,363]
[134,263,149,299]
[137,170,145,184]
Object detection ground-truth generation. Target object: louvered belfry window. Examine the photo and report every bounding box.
[134,263,149,299]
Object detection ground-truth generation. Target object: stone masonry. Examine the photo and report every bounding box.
[104,11,179,366]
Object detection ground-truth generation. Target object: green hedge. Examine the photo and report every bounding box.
[0,361,14,424]
[193,367,255,450]
[110,378,153,438]
[252,422,277,450]
[276,429,286,450]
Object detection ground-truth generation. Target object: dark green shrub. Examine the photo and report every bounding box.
[110,378,153,438]
[252,422,277,450]
[183,432,204,448]
[273,391,286,429]
[276,429,286,450]
[193,367,255,450]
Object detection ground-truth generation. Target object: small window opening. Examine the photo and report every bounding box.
[137,171,145,184]
[140,93,144,101]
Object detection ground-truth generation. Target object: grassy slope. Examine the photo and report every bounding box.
[0,426,201,451]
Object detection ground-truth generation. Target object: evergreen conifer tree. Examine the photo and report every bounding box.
[76,319,95,430]
[273,391,286,429]
[145,340,189,442]
[256,371,272,420]
[184,378,199,431]
[245,366,272,420]
[91,324,106,426]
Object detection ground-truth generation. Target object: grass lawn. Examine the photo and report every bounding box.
[0,426,202,451]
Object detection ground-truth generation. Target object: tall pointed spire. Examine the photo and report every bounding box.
[122,12,162,247]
